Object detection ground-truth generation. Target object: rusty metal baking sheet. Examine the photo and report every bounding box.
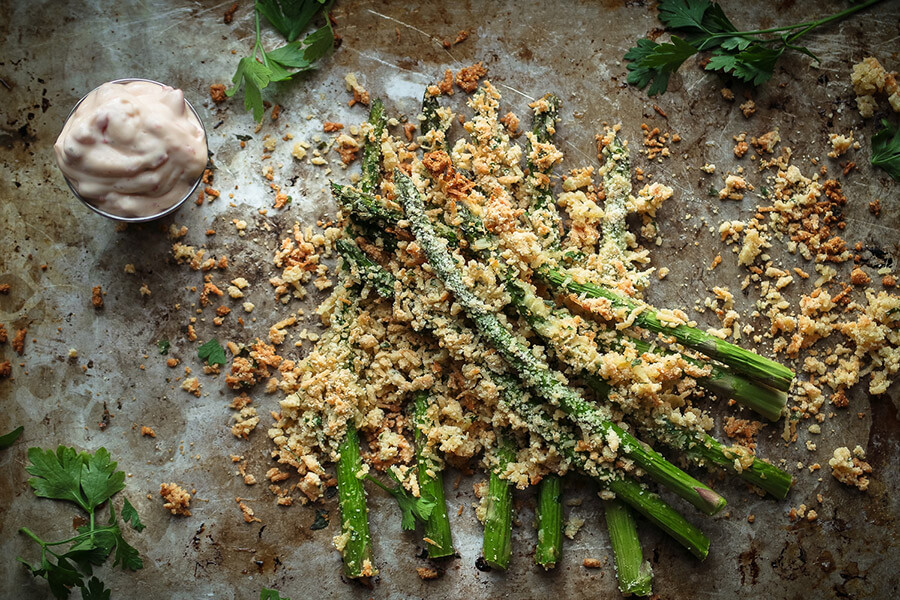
[1,1,899,599]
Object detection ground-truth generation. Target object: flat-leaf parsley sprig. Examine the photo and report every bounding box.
[227,0,335,121]
[625,0,884,96]
[18,446,145,600]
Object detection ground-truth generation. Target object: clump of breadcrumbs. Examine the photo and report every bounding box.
[828,445,872,491]
[160,483,192,516]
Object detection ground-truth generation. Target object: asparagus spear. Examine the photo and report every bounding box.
[495,374,710,560]
[525,93,563,253]
[483,436,516,570]
[413,392,455,559]
[538,264,794,392]
[604,498,653,596]
[535,474,563,569]
[334,230,710,558]
[360,99,387,194]
[336,425,376,578]
[394,169,726,516]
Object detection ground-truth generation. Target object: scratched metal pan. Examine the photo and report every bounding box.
[1,1,897,599]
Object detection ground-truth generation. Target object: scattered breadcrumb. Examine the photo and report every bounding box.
[91,285,104,309]
[140,426,156,438]
[160,483,192,516]
[416,567,440,580]
[828,446,872,491]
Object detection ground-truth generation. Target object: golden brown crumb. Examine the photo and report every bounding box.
[209,84,227,104]
[0,360,11,379]
[141,426,156,438]
[0,324,7,344]
[883,275,896,288]
[721,88,735,101]
[223,2,238,23]
[436,69,454,95]
[850,267,871,286]
[403,122,417,142]
[456,62,487,93]
[828,446,872,491]
[740,99,756,118]
[416,567,440,580]
[868,199,881,217]
[167,357,179,368]
[160,483,192,516]
[499,111,520,136]
[236,498,261,523]
[583,558,604,568]
[12,328,26,355]
[747,514,756,523]
[323,121,344,132]
[453,30,469,45]
[723,417,763,450]
[91,285,104,309]
[0,284,10,294]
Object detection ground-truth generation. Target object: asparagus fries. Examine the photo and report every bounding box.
[271,79,799,595]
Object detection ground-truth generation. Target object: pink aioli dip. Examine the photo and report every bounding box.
[54,80,207,218]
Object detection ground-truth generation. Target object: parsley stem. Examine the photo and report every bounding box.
[700,0,883,40]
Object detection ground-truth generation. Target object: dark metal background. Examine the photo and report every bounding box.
[1,1,898,598]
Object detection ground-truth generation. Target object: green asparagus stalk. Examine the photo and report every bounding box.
[604,498,653,596]
[581,375,792,499]
[525,93,563,253]
[332,233,709,559]
[336,238,396,299]
[413,392,455,559]
[538,264,794,392]
[331,182,785,421]
[336,425,376,578]
[360,99,386,194]
[495,374,710,560]
[394,169,726,516]
[535,474,563,569]
[421,91,449,152]
[483,436,516,570]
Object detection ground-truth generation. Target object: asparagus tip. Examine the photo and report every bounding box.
[697,487,727,515]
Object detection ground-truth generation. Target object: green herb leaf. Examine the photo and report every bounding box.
[625,36,698,96]
[227,56,272,122]
[260,588,291,600]
[80,577,111,600]
[706,44,784,86]
[871,118,900,181]
[198,339,227,366]
[255,0,324,42]
[25,446,89,511]
[0,425,24,449]
[658,0,712,32]
[366,471,436,531]
[80,447,126,510]
[121,498,146,532]
[156,339,170,355]
[310,508,329,530]
[46,555,84,599]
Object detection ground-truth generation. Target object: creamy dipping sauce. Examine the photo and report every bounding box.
[54,80,207,219]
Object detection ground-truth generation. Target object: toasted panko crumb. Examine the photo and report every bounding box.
[160,483,192,516]
[12,328,26,355]
[0,361,11,379]
[456,62,488,93]
[91,286,104,309]
[181,377,201,397]
[236,498,262,523]
[139,284,151,297]
[416,567,440,580]
[828,446,872,491]
[740,100,756,118]
[583,558,604,568]
[140,426,156,438]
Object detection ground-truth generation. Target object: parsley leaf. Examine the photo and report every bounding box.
[255,0,326,42]
[18,446,145,599]
[156,339,170,355]
[198,338,227,366]
[366,471,436,531]
[226,2,334,121]
[80,447,126,510]
[260,588,291,600]
[121,498,146,532]
[26,446,89,511]
[0,425,24,449]
[80,577,112,600]
[625,0,880,96]
[871,118,900,181]
[625,36,698,97]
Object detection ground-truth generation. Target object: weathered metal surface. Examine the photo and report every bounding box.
[1,1,898,599]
